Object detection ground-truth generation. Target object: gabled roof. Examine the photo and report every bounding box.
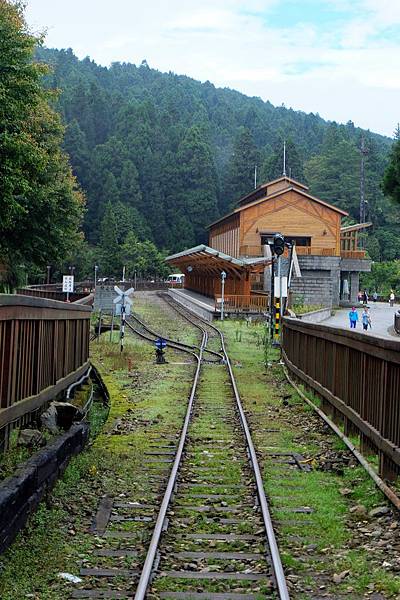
[208,184,348,229]
[236,175,309,207]
[165,245,271,274]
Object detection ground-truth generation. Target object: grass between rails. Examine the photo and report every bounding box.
[0,323,195,599]
[218,319,400,599]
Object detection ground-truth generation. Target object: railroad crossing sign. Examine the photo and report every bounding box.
[113,286,134,352]
[113,286,134,316]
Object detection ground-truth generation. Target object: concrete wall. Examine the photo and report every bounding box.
[290,256,341,307]
[296,307,332,322]
[0,423,89,555]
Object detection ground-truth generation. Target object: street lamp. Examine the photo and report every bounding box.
[94,265,98,289]
[221,271,226,321]
[46,265,51,285]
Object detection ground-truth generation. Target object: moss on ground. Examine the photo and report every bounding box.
[218,319,400,598]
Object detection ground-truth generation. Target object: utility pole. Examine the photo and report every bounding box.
[254,165,257,189]
[283,140,286,177]
[360,136,368,229]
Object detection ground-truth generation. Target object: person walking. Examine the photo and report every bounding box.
[389,290,395,307]
[363,289,369,305]
[362,307,371,331]
[349,307,359,329]
[373,291,378,303]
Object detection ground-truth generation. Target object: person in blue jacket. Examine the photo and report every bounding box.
[349,307,359,328]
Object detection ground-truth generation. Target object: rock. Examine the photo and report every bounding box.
[57,572,82,584]
[332,570,350,584]
[40,403,59,434]
[349,504,367,515]
[17,429,44,447]
[339,487,352,496]
[369,506,391,518]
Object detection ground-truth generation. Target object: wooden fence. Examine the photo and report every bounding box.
[282,318,400,481]
[215,294,269,313]
[0,295,91,452]
[16,287,89,303]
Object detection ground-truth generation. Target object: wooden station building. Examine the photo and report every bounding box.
[166,176,371,307]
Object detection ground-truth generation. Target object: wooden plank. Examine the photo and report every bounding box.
[158,571,268,581]
[160,594,259,600]
[71,591,129,599]
[171,551,263,560]
[91,495,113,535]
[79,568,138,577]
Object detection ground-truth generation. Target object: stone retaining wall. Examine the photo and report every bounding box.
[0,423,89,554]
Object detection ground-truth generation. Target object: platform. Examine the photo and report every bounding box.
[168,288,269,321]
[168,289,217,321]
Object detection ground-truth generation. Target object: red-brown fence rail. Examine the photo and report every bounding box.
[282,318,400,481]
[0,295,91,452]
[16,287,89,303]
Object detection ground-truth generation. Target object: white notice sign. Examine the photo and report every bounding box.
[62,275,74,292]
[274,277,288,298]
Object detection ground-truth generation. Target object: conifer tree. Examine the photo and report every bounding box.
[99,202,121,275]
[222,128,259,211]
[262,138,305,183]
[0,0,83,282]
[383,126,400,205]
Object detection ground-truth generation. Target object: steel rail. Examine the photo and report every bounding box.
[133,327,207,600]
[162,295,290,600]
[126,317,201,357]
[129,310,222,360]
[159,293,223,356]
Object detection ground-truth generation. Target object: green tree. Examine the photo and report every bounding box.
[383,133,400,205]
[99,202,121,275]
[261,137,305,183]
[0,1,83,282]
[122,232,168,278]
[176,126,218,245]
[222,128,259,211]
[305,125,359,216]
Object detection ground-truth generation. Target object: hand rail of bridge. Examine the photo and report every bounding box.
[0,295,91,452]
[282,317,400,481]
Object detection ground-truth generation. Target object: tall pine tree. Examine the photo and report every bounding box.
[222,128,259,211]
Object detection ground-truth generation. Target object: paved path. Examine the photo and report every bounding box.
[324,302,399,340]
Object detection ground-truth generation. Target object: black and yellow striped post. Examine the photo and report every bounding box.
[274,298,281,344]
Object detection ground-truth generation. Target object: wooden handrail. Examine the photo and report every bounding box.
[0,294,91,451]
[282,317,400,481]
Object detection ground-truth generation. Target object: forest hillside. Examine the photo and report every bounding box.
[37,48,399,270]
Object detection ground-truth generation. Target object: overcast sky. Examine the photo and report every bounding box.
[25,0,400,137]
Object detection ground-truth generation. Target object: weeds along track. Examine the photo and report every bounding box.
[72,296,289,599]
[133,294,289,599]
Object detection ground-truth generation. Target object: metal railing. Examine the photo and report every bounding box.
[0,295,91,452]
[282,317,400,480]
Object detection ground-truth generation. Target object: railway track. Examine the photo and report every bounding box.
[73,296,289,599]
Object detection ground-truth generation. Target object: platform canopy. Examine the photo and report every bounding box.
[165,245,270,277]
[165,245,272,298]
